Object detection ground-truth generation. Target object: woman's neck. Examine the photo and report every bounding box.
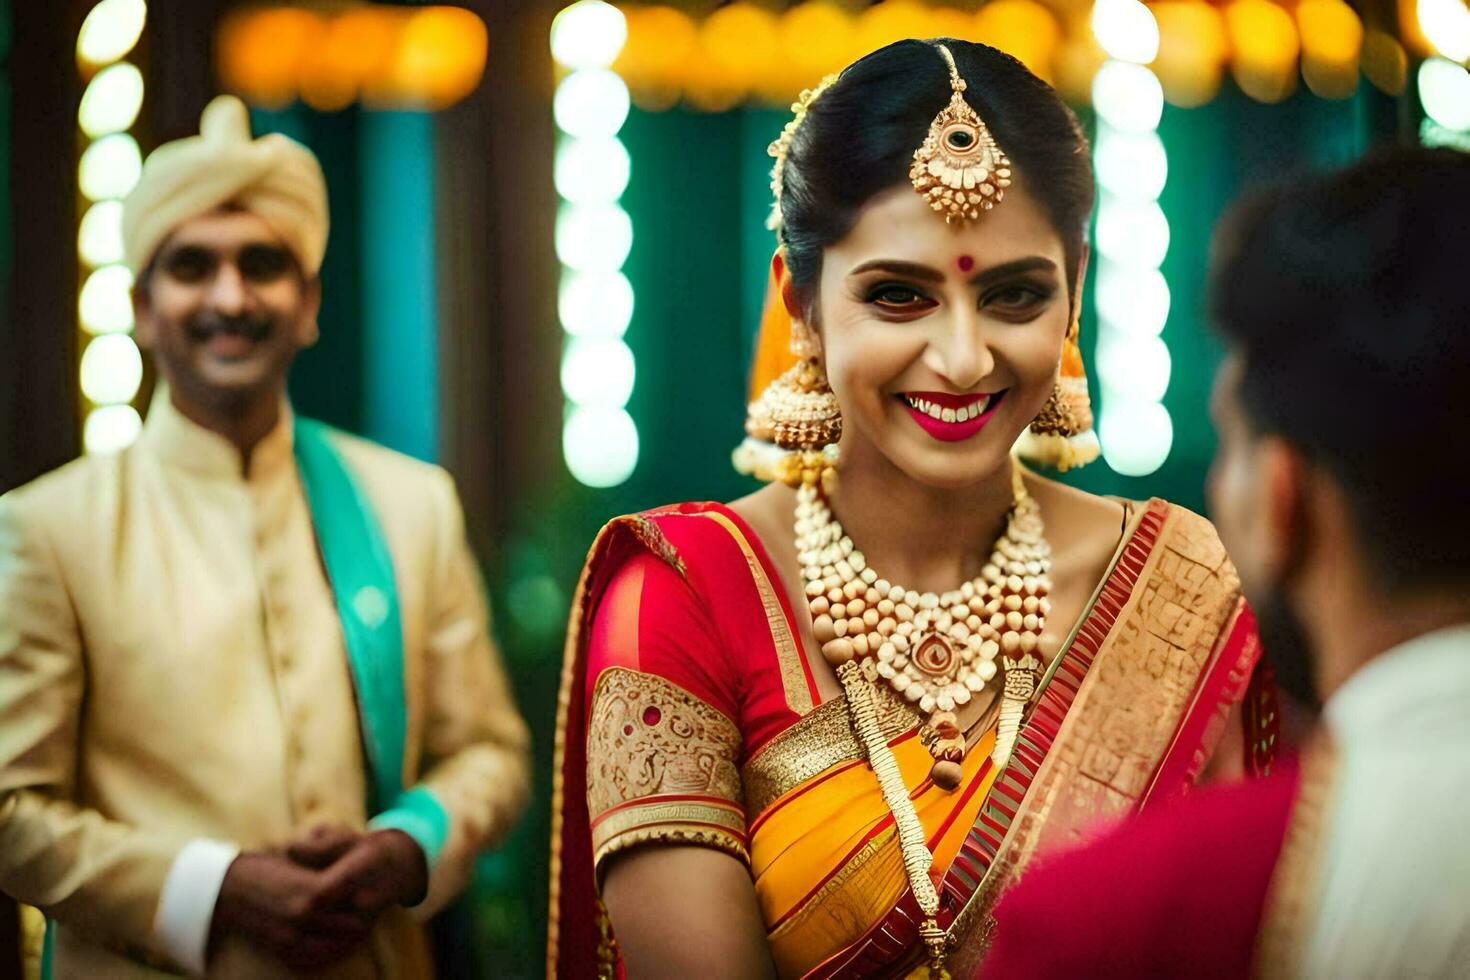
[823,437,1016,596]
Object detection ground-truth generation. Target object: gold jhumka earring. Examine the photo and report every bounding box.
[1015,318,1101,471]
[736,75,843,488]
[746,321,842,492]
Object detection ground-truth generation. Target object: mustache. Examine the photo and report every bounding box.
[184,312,273,343]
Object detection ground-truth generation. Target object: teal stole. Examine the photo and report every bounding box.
[294,419,447,859]
[294,418,409,812]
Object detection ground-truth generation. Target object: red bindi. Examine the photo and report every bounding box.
[957,255,974,273]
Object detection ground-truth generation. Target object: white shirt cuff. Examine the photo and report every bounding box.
[151,838,240,976]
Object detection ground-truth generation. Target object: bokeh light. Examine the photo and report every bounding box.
[78,62,145,138]
[1095,262,1171,337]
[78,201,126,268]
[555,203,634,273]
[79,133,143,201]
[84,404,144,454]
[702,3,780,99]
[1226,0,1300,103]
[1091,60,1164,132]
[1096,333,1173,404]
[559,271,635,339]
[77,0,147,69]
[563,406,640,488]
[387,7,489,109]
[1092,0,1160,64]
[554,137,632,205]
[78,265,135,335]
[1362,29,1409,96]
[973,0,1063,82]
[1096,196,1170,269]
[1094,128,1168,201]
[1299,0,1363,99]
[615,4,697,106]
[1419,57,1470,130]
[1100,400,1174,477]
[551,0,629,71]
[80,333,144,405]
[1418,0,1470,61]
[1152,1,1228,107]
[561,338,637,409]
[779,2,858,82]
[553,69,631,139]
[217,9,326,109]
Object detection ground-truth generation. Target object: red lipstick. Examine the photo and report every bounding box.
[900,390,1006,443]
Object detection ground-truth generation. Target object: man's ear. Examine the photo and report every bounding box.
[131,281,155,348]
[1258,435,1311,585]
[298,276,323,348]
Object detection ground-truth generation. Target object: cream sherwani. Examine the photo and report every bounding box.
[0,395,530,977]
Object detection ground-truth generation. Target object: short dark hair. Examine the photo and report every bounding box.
[1210,147,1470,591]
[776,39,1095,320]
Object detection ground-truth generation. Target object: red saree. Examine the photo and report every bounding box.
[549,499,1274,979]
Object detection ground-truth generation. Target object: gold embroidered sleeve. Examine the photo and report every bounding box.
[586,667,747,875]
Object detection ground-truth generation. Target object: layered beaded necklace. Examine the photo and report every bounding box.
[795,466,1053,790]
[794,465,1054,971]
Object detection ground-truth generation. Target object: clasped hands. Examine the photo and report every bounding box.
[209,824,428,971]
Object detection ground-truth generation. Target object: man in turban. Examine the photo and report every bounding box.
[0,96,530,977]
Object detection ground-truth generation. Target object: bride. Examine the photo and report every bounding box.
[550,37,1275,979]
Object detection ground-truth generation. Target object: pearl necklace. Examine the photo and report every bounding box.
[796,468,1052,789]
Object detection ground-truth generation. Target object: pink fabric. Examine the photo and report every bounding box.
[984,755,1301,980]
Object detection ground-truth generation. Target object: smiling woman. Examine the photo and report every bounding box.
[551,39,1278,980]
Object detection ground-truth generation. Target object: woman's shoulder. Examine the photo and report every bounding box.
[584,498,777,598]
[1026,472,1224,551]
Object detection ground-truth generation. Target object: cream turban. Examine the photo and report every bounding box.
[122,95,329,277]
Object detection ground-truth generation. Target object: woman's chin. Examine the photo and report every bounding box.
[877,436,1020,491]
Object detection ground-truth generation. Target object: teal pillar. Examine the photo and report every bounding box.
[359,111,438,463]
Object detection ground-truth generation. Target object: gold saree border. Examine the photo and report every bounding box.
[700,510,817,716]
[942,501,1246,977]
[549,511,687,977]
[593,800,750,870]
[586,666,747,871]
[742,687,921,825]
[1255,735,1340,980]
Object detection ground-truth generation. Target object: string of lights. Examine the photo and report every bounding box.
[75,0,148,454]
[1090,0,1173,478]
[551,0,641,489]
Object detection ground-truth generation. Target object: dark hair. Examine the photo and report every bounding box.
[776,39,1095,318]
[1210,146,1470,591]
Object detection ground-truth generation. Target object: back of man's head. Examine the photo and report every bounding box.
[1210,147,1470,595]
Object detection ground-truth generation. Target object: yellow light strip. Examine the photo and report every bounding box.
[610,0,1403,112]
[217,5,488,111]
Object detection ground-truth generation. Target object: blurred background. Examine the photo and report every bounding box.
[1,0,1467,973]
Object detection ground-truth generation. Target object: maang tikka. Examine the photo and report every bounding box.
[910,44,1012,222]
